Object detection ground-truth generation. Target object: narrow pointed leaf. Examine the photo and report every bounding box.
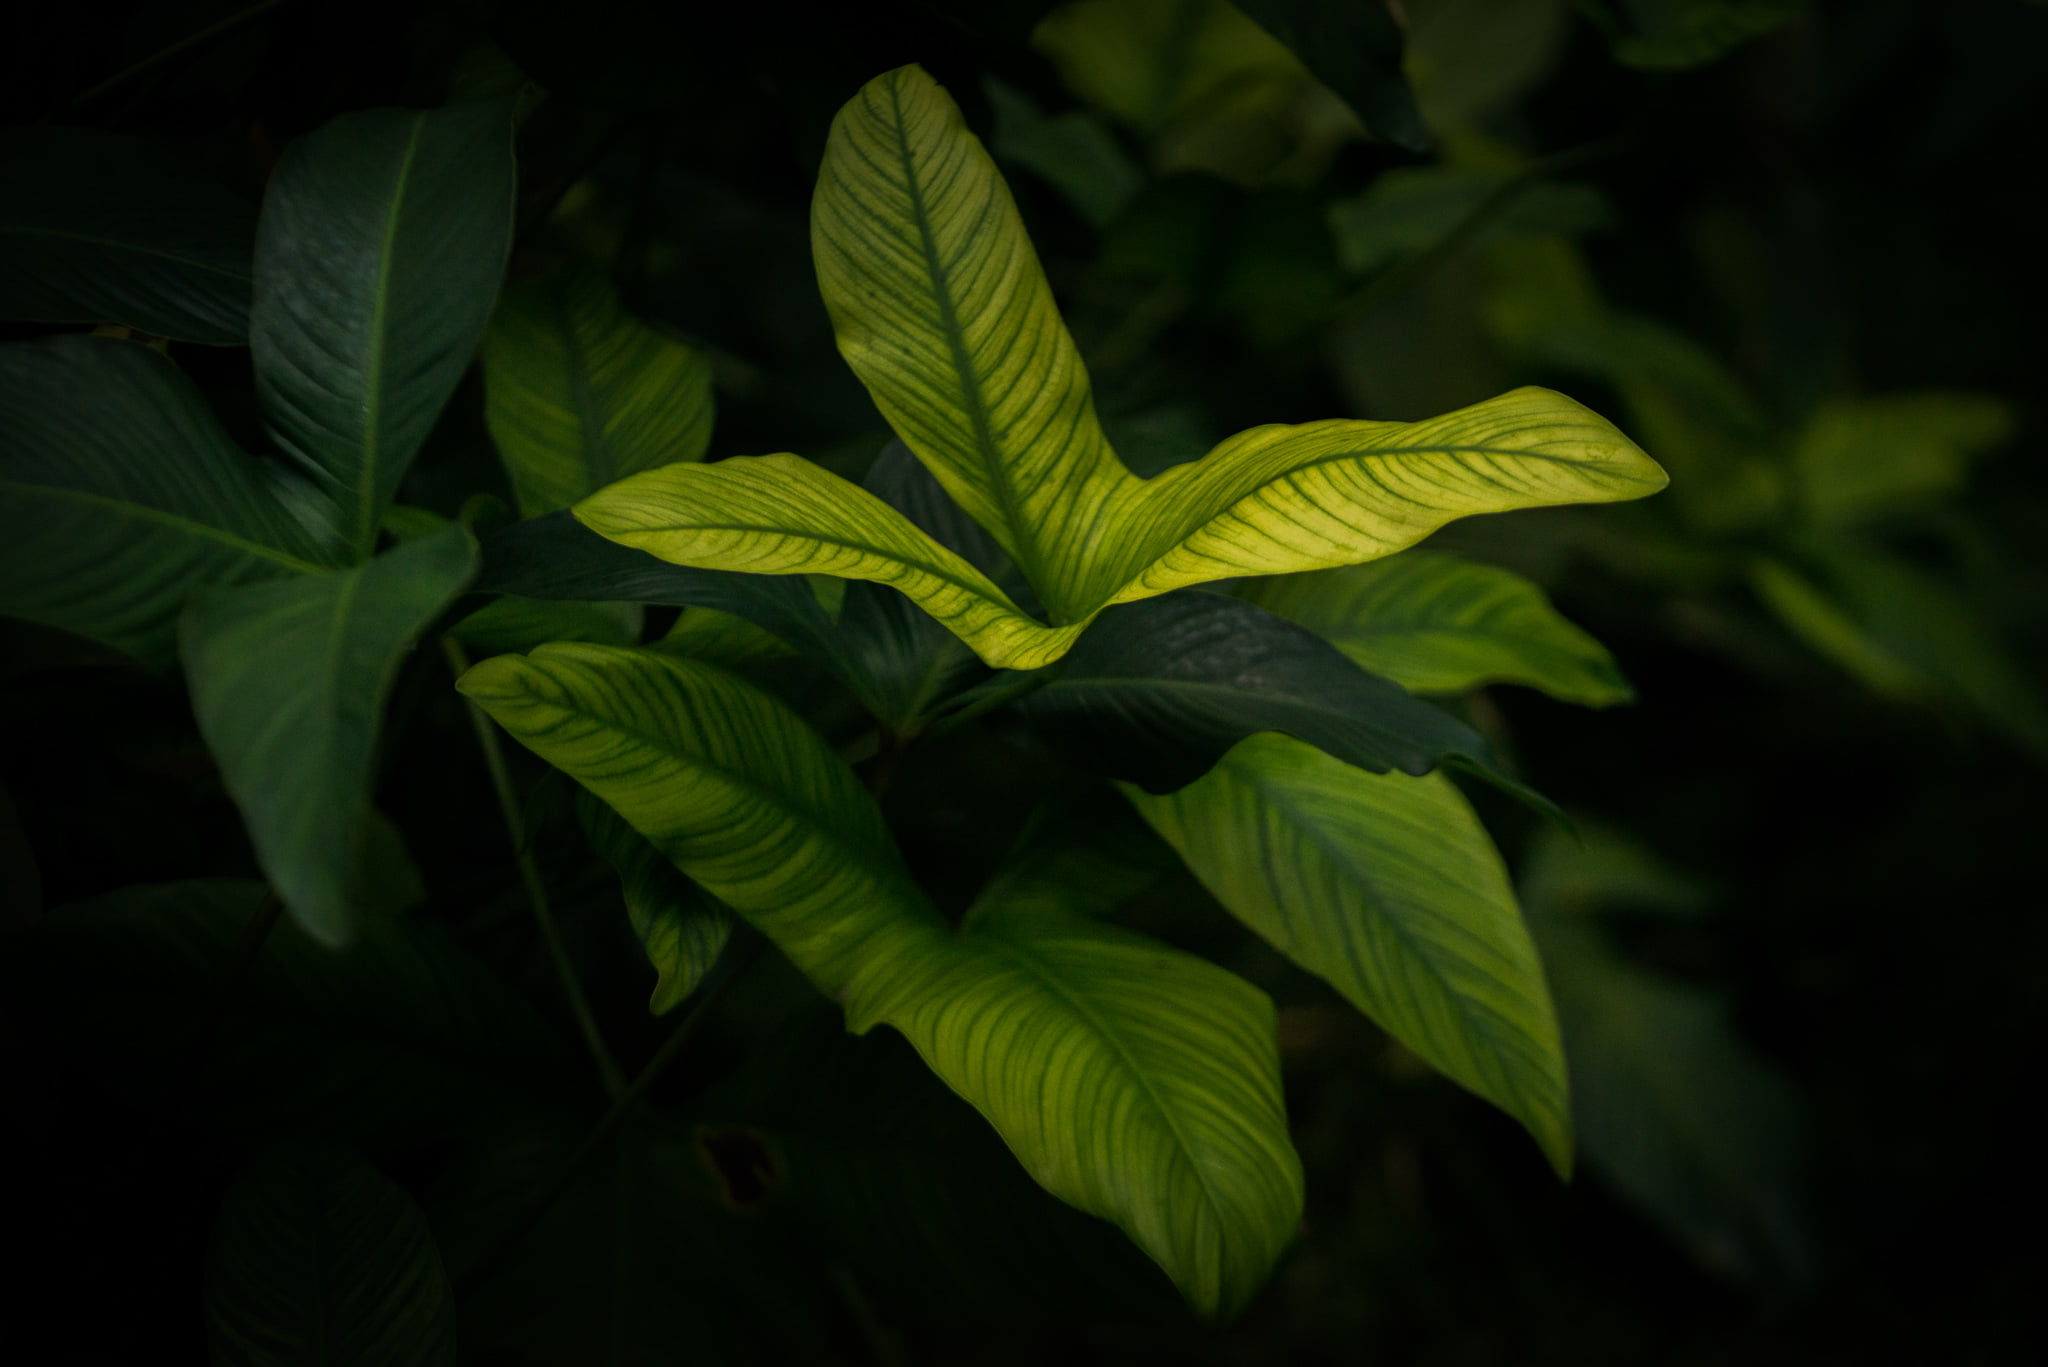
[253,100,516,559]
[461,645,1304,1315]
[482,267,714,517]
[576,790,735,1014]
[0,335,332,668]
[0,126,258,344]
[1103,387,1666,606]
[1018,591,1509,793]
[1240,551,1634,706]
[812,64,1139,621]
[181,523,480,945]
[206,1145,457,1367]
[1128,734,1571,1173]
[575,454,1079,668]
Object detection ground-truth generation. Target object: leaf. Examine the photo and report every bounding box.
[0,335,332,668]
[181,523,480,945]
[461,644,1303,1317]
[1127,734,1571,1172]
[252,100,517,560]
[0,126,258,344]
[1327,166,1612,277]
[1230,0,1428,151]
[1521,827,1809,1285]
[1792,391,2015,527]
[450,595,643,656]
[0,880,575,1144]
[1239,551,1634,706]
[986,77,1143,229]
[1017,590,1513,793]
[1586,0,1806,71]
[206,1145,457,1367]
[482,266,715,517]
[575,454,1080,669]
[576,790,735,1014]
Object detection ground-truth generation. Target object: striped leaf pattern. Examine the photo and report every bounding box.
[576,790,735,1014]
[575,455,1082,669]
[0,335,331,668]
[460,644,1303,1317]
[1127,734,1572,1173]
[578,66,1662,671]
[206,1145,457,1367]
[1240,550,1634,706]
[253,99,516,560]
[181,523,480,945]
[812,63,1136,621]
[482,267,714,517]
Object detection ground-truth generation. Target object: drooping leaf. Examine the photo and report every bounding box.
[0,335,333,668]
[0,880,575,1144]
[1017,590,1513,793]
[482,266,715,517]
[591,67,1662,669]
[576,790,735,1014]
[0,126,259,344]
[1240,551,1634,705]
[460,644,1304,1317]
[1128,733,1572,1172]
[181,523,480,945]
[1230,0,1428,151]
[1521,826,1810,1285]
[575,453,1080,669]
[252,100,517,560]
[206,1145,457,1367]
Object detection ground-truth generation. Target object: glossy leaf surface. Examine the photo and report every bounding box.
[1018,590,1507,792]
[181,524,479,945]
[1129,734,1571,1172]
[461,644,1303,1316]
[206,1146,457,1367]
[0,126,258,344]
[482,267,714,517]
[0,335,331,668]
[577,790,735,1014]
[1240,551,1633,705]
[252,101,516,559]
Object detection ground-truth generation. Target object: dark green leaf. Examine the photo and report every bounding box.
[252,101,516,560]
[206,1145,456,1367]
[1232,0,1429,150]
[1582,0,1806,71]
[181,523,480,945]
[0,335,333,668]
[0,127,257,344]
[576,790,735,1014]
[1016,590,1511,793]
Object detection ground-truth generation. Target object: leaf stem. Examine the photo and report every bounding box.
[443,635,628,1102]
[453,930,766,1300]
[65,0,293,112]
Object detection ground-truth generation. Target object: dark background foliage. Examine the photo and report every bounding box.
[3,0,2043,1361]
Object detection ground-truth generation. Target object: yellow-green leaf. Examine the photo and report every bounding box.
[482,268,714,517]
[1128,733,1572,1173]
[574,455,1080,669]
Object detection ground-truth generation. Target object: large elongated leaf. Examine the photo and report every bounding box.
[459,644,1303,1317]
[0,126,259,344]
[1239,551,1633,706]
[576,790,735,1014]
[482,267,715,517]
[0,335,332,667]
[575,454,1080,669]
[252,101,516,560]
[1017,590,1507,792]
[1128,733,1571,1172]
[0,880,575,1144]
[181,523,480,945]
[206,1146,457,1367]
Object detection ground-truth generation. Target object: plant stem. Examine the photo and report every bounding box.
[454,930,766,1299]
[65,0,293,112]
[443,636,628,1102]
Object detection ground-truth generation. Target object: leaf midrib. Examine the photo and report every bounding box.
[355,115,427,559]
[0,477,324,574]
